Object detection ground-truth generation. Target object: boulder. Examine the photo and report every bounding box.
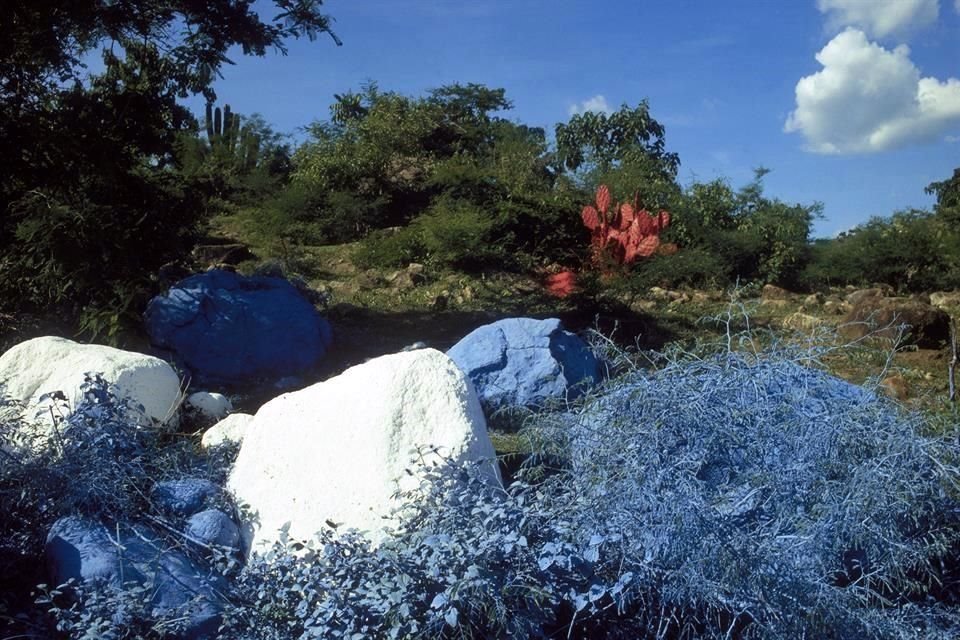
[802,293,825,309]
[144,269,333,385]
[200,413,254,449]
[648,286,672,301]
[446,318,600,416]
[845,286,892,306]
[930,291,960,311]
[839,296,951,348]
[190,243,256,267]
[152,478,220,517]
[823,299,849,315]
[45,516,226,639]
[186,510,241,551]
[759,298,791,309]
[761,284,791,300]
[228,349,500,554]
[782,312,824,332]
[0,337,181,433]
[185,392,232,422]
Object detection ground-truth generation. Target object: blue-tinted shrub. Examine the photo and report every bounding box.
[228,339,960,639]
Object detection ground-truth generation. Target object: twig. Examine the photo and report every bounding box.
[949,316,957,404]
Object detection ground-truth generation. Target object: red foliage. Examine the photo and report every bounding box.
[545,270,578,298]
[580,186,672,266]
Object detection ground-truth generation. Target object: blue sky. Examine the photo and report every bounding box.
[189,0,959,238]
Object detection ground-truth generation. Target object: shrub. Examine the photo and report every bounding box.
[415,197,503,270]
[352,226,425,270]
[626,247,728,290]
[800,209,960,293]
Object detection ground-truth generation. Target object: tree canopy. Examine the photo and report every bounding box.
[0,1,339,327]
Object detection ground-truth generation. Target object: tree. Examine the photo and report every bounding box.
[292,82,521,240]
[926,167,960,225]
[0,1,340,327]
[554,101,680,178]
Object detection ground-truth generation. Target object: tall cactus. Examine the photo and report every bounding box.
[205,102,259,170]
[581,185,671,266]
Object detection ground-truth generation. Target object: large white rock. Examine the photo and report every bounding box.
[200,412,254,448]
[228,348,500,554]
[0,337,182,433]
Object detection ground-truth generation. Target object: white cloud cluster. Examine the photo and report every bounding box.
[787,0,960,155]
[785,29,960,153]
[816,0,938,39]
[568,95,612,116]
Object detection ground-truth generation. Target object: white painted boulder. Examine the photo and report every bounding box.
[200,413,254,448]
[228,348,500,555]
[0,337,181,434]
[185,391,233,421]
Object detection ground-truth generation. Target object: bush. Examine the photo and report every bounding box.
[626,248,729,290]
[800,209,960,293]
[354,197,527,271]
[226,328,960,639]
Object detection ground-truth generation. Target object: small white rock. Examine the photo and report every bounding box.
[201,413,253,449]
[186,392,233,421]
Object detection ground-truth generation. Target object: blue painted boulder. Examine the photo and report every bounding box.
[447,317,600,417]
[46,516,228,639]
[145,270,332,385]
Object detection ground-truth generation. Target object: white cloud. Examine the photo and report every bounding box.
[947,135,960,143]
[956,0,960,14]
[784,29,960,154]
[568,95,612,116]
[816,0,938,39]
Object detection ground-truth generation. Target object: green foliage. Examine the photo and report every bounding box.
[299,83,583,268]
[416,198,502,269]
[0,0,339,316]
[292,83,447,234]
[665,169,819,288]
[801,208,960,293]
[2,169,201,321]
[926,167,960,226]
[627,248,729,290]
[175,111,292,208]
[555,101,680,179]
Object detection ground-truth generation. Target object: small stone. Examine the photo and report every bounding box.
[152,478,218,517]
[782,312,823,332]
[186,509,241,550]
[880,375,910,401]
[761,284,791,300]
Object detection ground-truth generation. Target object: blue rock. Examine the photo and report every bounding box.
[145,269,333,385]
[447,317,600,415]
[152,478,219,517]
[46,516,227,639]
[186,509,241,551]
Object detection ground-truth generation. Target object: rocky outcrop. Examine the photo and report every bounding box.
[200,413,253,449]
[839,296,951,348]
